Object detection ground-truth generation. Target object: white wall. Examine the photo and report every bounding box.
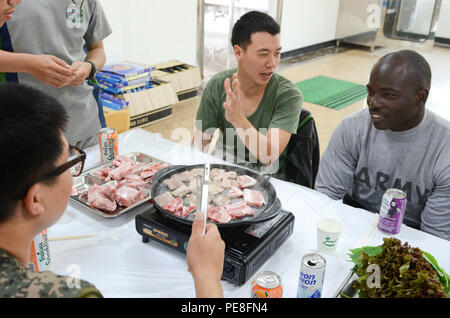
[280,0,340,52]
[98,0,199,66]
[436,0,450,38]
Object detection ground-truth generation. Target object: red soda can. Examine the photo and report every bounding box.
[99,127,118,163]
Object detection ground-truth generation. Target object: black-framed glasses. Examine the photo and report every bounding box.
[15,145,86,200]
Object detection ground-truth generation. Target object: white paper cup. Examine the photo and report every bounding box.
[317,218,343,252]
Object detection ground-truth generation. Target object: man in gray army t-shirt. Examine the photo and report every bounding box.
[315,50,450,241]
[0,0,112,148]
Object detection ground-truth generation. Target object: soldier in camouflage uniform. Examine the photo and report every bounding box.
[0,248,101,297]
[0,84,102,298]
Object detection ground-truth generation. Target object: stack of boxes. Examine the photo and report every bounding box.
[95,61,179,131]
[95,60,202,133]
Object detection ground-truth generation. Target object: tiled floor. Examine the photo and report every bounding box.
[143,45,450,156]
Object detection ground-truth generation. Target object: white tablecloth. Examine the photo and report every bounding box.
[48,129,450,298]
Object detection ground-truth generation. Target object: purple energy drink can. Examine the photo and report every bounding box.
[378,188,407,234]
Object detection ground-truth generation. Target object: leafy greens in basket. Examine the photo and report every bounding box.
[348,238,449,298]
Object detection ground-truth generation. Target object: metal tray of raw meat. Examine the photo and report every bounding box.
[69,152,169,218]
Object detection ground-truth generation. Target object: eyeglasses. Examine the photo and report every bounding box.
[15,145,86,200]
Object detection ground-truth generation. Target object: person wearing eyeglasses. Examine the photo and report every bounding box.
[0,83,225,298]
[0,0,112,150]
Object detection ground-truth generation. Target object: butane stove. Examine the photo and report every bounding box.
[135,206,295,286]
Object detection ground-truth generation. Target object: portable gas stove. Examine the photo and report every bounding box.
[135,205,295,286]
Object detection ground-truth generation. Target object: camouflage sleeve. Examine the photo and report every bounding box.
[76,286,103,298]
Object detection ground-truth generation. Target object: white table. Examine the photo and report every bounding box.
[48,129,450,298]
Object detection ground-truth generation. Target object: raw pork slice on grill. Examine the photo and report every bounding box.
[162,198,195,218]
[177,205,196,218]
[212,194,230,207]
[207,205,232,224]
[172,170,195,182]
[171,184,191,197]
[163,198,184,214]
[221,178,238,188]
[163,177,184,191]
[208,182,224,195]
[87,184,117,212]
[225,200,255,219]
[243,189,266,207]
[237,175,257,188]
[227,186,244,199]
[155,191,174,207]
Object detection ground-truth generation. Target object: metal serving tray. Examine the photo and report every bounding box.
[70,152,169,218]
[333,271,359,298]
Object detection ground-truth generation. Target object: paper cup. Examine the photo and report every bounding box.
[317,218,343,252]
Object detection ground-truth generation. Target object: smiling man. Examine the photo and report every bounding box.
[315,50,450,241]
[194,11,303,177]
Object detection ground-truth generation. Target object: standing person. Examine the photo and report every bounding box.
[194,11,303,177]
[315,50,450,241]
[0,0,112,149]
[0,83,225,298]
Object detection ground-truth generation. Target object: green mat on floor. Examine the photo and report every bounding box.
[295,76,368,110]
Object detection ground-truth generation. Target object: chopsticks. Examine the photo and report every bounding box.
[48,234,99,242]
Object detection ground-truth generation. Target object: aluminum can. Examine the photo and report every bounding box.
[99,127,118,163]
[297,253,326,298]
[378,188,407,234]
[251,271,283,298]
[29,230,51,272]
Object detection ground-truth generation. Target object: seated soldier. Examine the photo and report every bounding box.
[0,83,225,297]
[315,50,450,241]
[194,11,303,178]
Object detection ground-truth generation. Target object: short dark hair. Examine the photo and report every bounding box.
[377,50,432,90]
[231,11,280,50]
[0,83,68,223]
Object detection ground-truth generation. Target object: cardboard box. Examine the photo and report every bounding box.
[122,79,179,118]
[129,105,173,129]
[151,60,202,100]
[103,108,130,134]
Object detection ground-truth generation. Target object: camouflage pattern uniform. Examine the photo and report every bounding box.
[0,248,103,298]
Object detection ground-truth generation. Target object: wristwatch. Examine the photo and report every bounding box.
[85,60,97,81]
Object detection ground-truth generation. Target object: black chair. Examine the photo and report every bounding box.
[281,108,320,188]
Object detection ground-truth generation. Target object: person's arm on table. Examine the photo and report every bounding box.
[68,41,106,86]
[187,211,225,298]
[223,75,292,166]
[315,120,358,199]
[0,50,74,87]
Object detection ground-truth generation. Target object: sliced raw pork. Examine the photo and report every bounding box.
[237,175,257,188]
[227,186,244,199]
[207,205,232,224]
[243,189,266,207]
[171,184,191,197]
[163,198,184,214]
[87,184,117,212]
[225,200,255,219]
[115,185,146,207]
[163,177,184,191]
[106,163,134,181]
[155,191,174,207]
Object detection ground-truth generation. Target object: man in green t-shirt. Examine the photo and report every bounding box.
[194,11,303,176]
